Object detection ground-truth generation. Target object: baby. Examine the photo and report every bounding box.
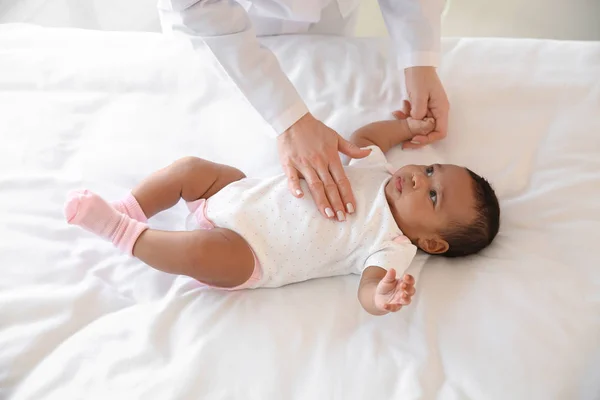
[64,113,500,316]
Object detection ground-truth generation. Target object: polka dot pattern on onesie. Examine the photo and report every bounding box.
[197,146,417,288]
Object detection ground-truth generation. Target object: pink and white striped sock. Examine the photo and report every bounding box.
[65,190,148,255]
[111,193,148,223]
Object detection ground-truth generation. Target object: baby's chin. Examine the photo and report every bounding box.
[384,178,398,203]
[384,181,407,230]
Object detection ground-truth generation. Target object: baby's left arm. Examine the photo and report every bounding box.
[358,266,416,316]
[350,112,435,153]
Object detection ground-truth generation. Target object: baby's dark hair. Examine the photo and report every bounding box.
[440,169,500,258]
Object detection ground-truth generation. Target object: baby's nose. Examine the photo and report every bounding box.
[412,174,426,190]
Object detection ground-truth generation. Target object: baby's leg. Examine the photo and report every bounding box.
[66,191,254,287]
[130,156,245,219]
[133,228,254,288]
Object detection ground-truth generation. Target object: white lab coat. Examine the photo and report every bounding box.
[157,0,444,136]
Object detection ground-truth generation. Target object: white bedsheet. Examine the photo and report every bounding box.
[0,1,161,32]
[1,23,599,399]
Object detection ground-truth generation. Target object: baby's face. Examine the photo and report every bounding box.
[385,164,476,253]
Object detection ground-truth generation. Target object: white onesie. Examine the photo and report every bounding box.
[186,146,417,288]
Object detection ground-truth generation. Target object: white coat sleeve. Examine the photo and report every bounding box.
[377,0,446,69]
[157,0,309,136]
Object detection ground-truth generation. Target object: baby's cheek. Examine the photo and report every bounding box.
[407,200,432,223]
[403,197,422,213]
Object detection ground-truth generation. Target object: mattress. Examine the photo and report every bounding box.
[1,23,599,399]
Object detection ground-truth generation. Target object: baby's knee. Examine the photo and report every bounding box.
[187,229,254,288]
[171,156,206,175]
[171,156,221,188]
[172,157,244,182]
[220,165,246,183]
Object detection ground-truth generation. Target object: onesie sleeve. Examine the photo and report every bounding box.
[361,237,417,275]
[348,145,389,169]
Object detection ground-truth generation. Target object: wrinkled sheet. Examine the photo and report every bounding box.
[1,23,599,400]
[0,0,161,32]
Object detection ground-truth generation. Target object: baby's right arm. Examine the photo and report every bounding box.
[358,266,416,316]
[350,114,435,153]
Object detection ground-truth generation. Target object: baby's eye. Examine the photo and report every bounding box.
[429,190,437,206]
[426,166,434,176]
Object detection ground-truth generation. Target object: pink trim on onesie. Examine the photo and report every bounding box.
[393,235,412,245]
[186,199,263,290]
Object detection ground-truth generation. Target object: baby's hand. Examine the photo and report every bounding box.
[407,117,436,136]
[392,104,436,147]
[374,269,416,313]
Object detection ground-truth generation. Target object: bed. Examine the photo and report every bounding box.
[1,22,599,399]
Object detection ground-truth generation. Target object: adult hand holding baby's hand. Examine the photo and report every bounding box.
[391,101,436,149]
[374,269,416,313]
[403,66,449,149]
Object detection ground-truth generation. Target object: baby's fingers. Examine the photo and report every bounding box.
[390,290,412,305]
[401,281,416,297]
[407,117,436,136]
[382,268,397,283]
[402,274,415,286]
[384,303,403,313]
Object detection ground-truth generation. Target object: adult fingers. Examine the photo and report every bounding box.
[431,98,449,140]
[328,157,356,215]
[392,110,408,120]
[401,99,412,116]
[424,130,445,145]
[317,168,347,222]
[315,161,346,221]
[283,164,304,198]
[338,136,371,160]
[402,135,429,150]
[424,104,449,144]
[409,92,428,120]
[301,164,336,220]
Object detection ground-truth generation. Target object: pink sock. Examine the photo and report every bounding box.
[65,190,148,255]
[111,193,148,223]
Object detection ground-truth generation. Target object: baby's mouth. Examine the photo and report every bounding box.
[395,177,403,194]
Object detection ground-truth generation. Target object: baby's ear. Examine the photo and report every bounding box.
[417,237,449,254]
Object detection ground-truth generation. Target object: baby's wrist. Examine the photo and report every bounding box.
[395,119,413,142]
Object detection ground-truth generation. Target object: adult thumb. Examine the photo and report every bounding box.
[409,92,428,120]
[338,136,371,159]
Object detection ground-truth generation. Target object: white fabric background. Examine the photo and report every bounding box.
[0,0,161,31]
[0,24,599,399]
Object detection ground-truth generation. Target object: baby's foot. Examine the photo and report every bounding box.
[65,190,120,232]
[65,190,147,254]
[407,117,436,136]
